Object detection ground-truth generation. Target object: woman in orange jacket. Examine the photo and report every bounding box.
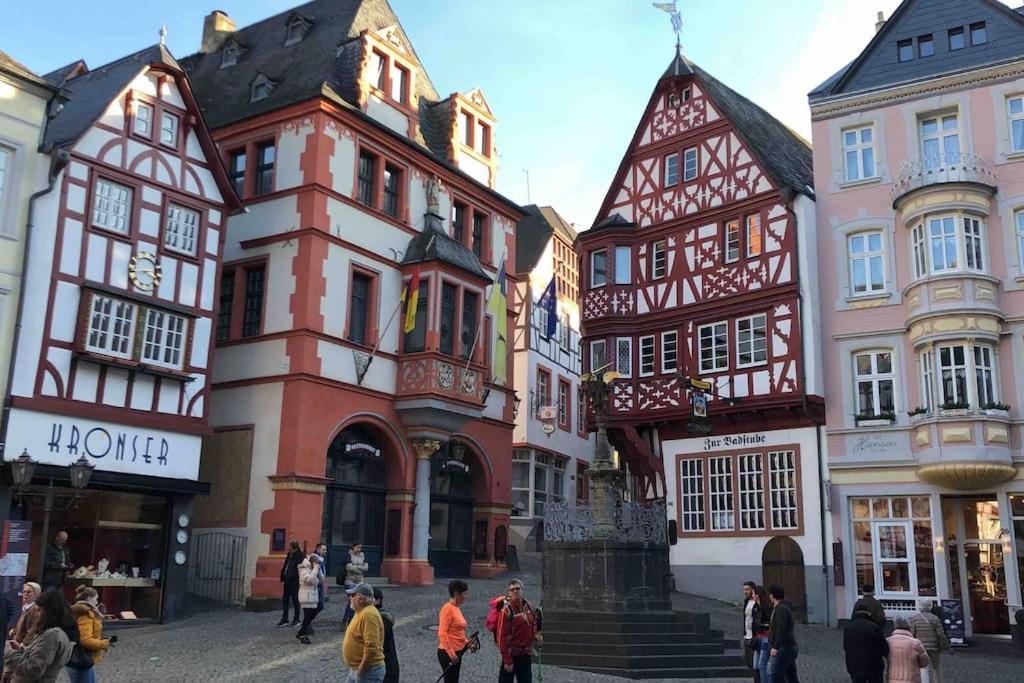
[67,585,115,682]
[437,580,469,683]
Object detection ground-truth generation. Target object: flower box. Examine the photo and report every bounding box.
[984,409,1010,418]
[857,419,893,427]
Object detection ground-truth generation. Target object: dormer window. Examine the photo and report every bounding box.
[284,15,310,46]
[221,41,242,69]
[251,74,275,102]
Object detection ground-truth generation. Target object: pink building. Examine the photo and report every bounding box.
[811,0,1024,637]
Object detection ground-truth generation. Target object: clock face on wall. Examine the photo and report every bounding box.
[129,251,162,291]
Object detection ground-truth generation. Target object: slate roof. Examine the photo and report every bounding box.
[591,213,635,232]
[402,221,490,280]
[43,44,180,149]
[515,205,578,274]
[42,60,88,87]
[0,49,57,92]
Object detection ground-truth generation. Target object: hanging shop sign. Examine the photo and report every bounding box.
[686,377,712,435]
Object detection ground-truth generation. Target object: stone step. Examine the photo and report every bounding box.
[553,664,752,680]
[542,651,742,670]
[543,631,717,646]
[541,609,696,624]
[539,619,696,634]
[544,641,723,656]
[326,577,398,591]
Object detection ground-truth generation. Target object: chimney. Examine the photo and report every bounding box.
[201,10,236,53]
[875,11,886,34]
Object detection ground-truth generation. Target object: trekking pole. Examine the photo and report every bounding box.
[434,631,480,683]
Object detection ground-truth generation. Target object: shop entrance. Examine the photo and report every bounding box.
[943,497,1010,636]
[429,442,474,578]
[321,425,387,578]
[762,536,807,622]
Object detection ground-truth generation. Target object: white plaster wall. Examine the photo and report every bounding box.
[276,119,314,192]
[366,96,410,137]
[318,339,397,393]
[327,199,411,264]
[454,149,490,187]
[211,340,289,383]
[326,123,356,199]
[221,198,301,261]
[794,194,823,398]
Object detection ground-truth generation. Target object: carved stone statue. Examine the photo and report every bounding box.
[584,369,612,423]
[426,175,444,215]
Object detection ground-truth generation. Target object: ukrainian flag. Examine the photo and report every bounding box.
[487,258,507,384]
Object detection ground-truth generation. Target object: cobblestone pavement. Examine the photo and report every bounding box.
[97,561,1021,682]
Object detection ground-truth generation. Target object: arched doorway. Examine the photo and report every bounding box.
[762,536,807,622]
[321,425,387,577]
[429,441,474,577]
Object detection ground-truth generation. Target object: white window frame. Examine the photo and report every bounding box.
[141,308,187,370]
[0,145,12,235]
[936,344,969,406]
[872,520,916,596]
[1008,95,1024,152]
[614,245,631,284]
[842,125,876,182]
[853,350,895,416]
[745,214,762,258]
[1016,210,1024,273]
[164,204,200,256]
[912,224,927,278]
[91,178,133,235]
[963,216,983,271]
[914,214,986,276]
[919,351,935,411]
[134,102,153,137]
[639,335,655,377]
[511,449,532,518]
[590,249,607,288]
[698,321,728,374]
[678,459,705,532]
[85,294,138,359]
[709,456,734,531]
[661,331,678,374]
[848,231,886,295]
[725,219,740,263]
[738,453,765,531]
[590,339,607,374]
[557,380,569,428]
[651,240,667,279]
[615,337,632,378]
[768,450,799,530]
[974,345,996,406]
[160,112,179,147]
[919,112,960,170]
[735,314,767,368]
[683,147,698,181]
[664,152,680,186]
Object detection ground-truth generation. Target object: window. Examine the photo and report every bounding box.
[0,146,8,211]
[285,16,307,45]
[746,214,762,257]
[348,272,372,345]
[948,27,965,51]
[242,266,265,337]
[929,216,958,272]
[974,346,995,406]
[164,204,200,256]
[679,459,705,532]
[851,496,936,597]
[848,231,885,294]
[615,337,632,377]
[915,214,986,276]
[134,102,153,137]
[86,295,137,359]
[1009,97,1024,152]
[769,451,798,530]
[557,313,570,350]
[1016,210,1024,268]
[383,164,401,218]
[92,179,132,234]
[919,114,960,169]
[639,335,655,376]
[854,351,895,416]
[254,142,275,195]
[391,65,409,104]
[471,212,486,259]
[439,283,457,356]
[576,460,589,502]
[452,202,466,244]
[160,112,178,147]
[221,42,241,68]
[536,368,551,412]
[577,387,587,437]
[251,75,274,102]
[589,339,606,373]
[228,150,246,197]
[651,240,667,279]
[661,331,678,373]
[898,39,914,62]
[590,250,607,287]
[460,291,478,360]
[725,220,740,263]
[921,343,1000,409]
[216,271,234,341]
[614,246,631,284]
[970,22,986,46]
[919,351,934,411]
[534,453,549,516]
[918,34,934,57]
[357,152,376,207]
[738,453,765,530]
[736,314,767,367]
[511,450,531,517]
[843,126,876,182]
[937,345,968,405]
[141,309,187,369]
[476,121,490,157]
[964,216,983,270]
[557,379,570,429]
[371,51,386,90]
[664,153,680,186]
[403,280,428,352]
[683,147,698,181]
[912,224,926,278]
[461,111,473,146]
[709,456,734,531]
[699,321,728,373]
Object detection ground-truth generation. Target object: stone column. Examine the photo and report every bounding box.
[589,424,624,539]
[410,439,441,561]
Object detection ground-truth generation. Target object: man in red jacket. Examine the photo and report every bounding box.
[495,579,541,682]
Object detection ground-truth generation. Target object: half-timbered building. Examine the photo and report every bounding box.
[578,51,830,620]
[181,0,523,599]
[2,44,240,622]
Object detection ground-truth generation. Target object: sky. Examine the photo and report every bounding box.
[5,0,1004,228]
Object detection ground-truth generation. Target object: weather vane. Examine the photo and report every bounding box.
[653,2,683,50]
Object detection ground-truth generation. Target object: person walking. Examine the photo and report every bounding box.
[496,579,541,683]
[908,602,948,683]
[844,609,888,683]
[373,588,399,683]
[437,580,469,683]
[741,581,761,681]
[754,586,773,683]
[296,555,322,644]
[342,544,369,630]
[68,586,116,683]
[853,584,887,631]
[9,583,42,647]
[341,583,385,683]
[885,618,929,683]
[767,585,799,683]
[3,590,75,683]
[277,541,304,628]
[41,532,72,594]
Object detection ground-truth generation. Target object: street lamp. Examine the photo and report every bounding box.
[10,449,37,489]
[68,455,96,491]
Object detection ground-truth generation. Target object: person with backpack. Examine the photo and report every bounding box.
[495,579,541,683]
[437,580,469,683]
[373,588,399,683]
[908,600,948,683]
[277,540,304,628]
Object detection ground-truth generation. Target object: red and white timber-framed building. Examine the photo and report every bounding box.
[1,45,241,622]
[182,0,524,600]
[578,51,832,622]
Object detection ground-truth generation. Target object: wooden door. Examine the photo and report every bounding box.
[762,536,807,622]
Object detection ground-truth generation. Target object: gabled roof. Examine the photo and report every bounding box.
[591,213,636,232]
[0,49,58,92]
[42,59,88,87]
[44,44,180,149]
[810,0,1024,101]
[402,221,490,281]
[515,205,578,274]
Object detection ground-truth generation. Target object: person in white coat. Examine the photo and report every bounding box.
[296,556,322,644]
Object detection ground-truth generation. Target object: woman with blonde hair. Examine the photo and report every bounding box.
[68,585,115,682]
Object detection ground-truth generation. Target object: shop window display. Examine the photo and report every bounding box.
[850,495,936,596]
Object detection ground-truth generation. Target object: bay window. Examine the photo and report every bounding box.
[918,342,1000,409]
[615,337,632,377]
[853,351,895,416]
[614,246,631,284]
[141,309,187,370]
[589,339,606,373]
[919,351,934,411]
[938,345,969,406]
[973,346,995,406]
[848,231,885,294]
[911,214,987,278]
[851,496,936,597]
[590,250,607,288]
[86,295,137,359]
[83,292,190,371]
[1016,210,1024,269]
[639,335,655,376]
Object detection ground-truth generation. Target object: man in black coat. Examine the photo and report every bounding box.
[767,585,799,683]
[277,540,304,627]
[844,609,888,683]
[852,584,887,632]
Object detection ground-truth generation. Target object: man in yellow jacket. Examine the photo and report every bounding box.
[342,583,385,682]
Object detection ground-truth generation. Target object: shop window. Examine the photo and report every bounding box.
[92,178,133,235]
[511,449,531,517]
[850,496,936,596]
[679,459,705,531]
[709,456,734,531]
[738,453,765,530]
[164,204,200,256]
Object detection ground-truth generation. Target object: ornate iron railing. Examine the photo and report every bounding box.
[543,499,667,543]
[891,151,995,202]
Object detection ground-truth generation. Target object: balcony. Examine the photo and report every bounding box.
[891,152,996,205]
[394,353,486,437]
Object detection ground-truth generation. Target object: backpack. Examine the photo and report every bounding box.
[485,596,509,642]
